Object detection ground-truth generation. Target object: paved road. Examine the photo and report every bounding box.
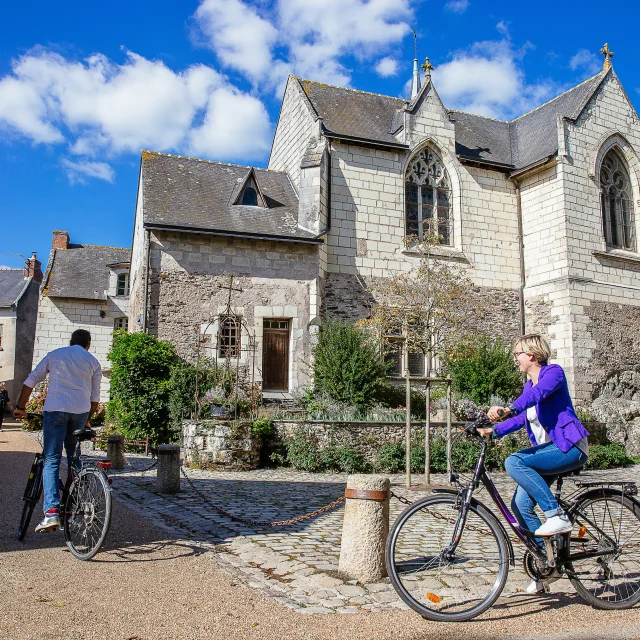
[1,427,640,640]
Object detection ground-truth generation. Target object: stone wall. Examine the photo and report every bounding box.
[147,230,319,392]
[32,294,130,401]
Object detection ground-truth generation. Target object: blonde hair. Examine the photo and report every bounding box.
[515,334,550,365]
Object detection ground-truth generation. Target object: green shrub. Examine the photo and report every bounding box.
[251,417,274,437]
[585,444,634,470]
[313,320,388,409]
[444,336,522,405]
[106,331,176,445]
[320,445,369,473]
[284,429,323,472]
[375,443,406,473]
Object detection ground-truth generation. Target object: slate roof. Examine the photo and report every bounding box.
[0,269,28,307]
[296,71,609,171]
[44,245,130,301]
[298,80,407,147]
[141,151,320,242]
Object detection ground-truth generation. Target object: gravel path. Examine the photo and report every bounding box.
[1,427,640,640]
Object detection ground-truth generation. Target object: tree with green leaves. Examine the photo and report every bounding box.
[106,331,176,444]
[313,319,388,409]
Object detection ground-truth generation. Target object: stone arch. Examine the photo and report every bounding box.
[402,137,463,248]
[590,132,640,251]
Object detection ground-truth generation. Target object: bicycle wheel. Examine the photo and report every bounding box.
[566,491,640,609]
[17,455,43,541]
[386,494,509,622]
[64,468,112,560]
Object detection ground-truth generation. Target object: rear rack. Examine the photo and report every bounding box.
[574,480,637,496]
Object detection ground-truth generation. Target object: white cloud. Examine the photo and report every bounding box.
[432,39,557,119]
[194,0,412,87]
[445,0,469,13]
[195,0,278,82]
[188,86,272,159]
[375,57,398,78]
[569,48,601,75]
[61,158,116,183]
[0,49,273,179]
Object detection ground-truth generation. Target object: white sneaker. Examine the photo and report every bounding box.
[35,512,60,533]
[526,571,561,594]
[534,514,572,536]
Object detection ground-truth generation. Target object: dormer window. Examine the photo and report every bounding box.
[116,273,130,296]
[232,168,267,208]
[241,186,258,206]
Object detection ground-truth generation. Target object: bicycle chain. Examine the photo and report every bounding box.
[179,465,345,528]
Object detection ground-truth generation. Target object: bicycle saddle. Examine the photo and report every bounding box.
[73,426,96,441]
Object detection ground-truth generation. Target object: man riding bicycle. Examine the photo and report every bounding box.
[14,329,101,533]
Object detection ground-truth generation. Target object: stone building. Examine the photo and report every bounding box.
[130,48,640,404]
[0,255,41,401]
[33,230,130,400]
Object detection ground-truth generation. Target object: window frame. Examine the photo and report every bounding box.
[599,149,636,251]
[405,147,452,246]
[114,317,128,332]
[218,315,242,358]
[116,272,130,297]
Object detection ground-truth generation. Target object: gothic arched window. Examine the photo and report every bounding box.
[405,147,451,245]
[600,149,635,250]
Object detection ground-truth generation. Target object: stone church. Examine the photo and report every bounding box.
[129,46,640,404]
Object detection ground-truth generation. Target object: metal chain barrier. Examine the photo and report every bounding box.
[180,464,345,528]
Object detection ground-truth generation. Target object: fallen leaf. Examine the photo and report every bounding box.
[52,603,65,607]
[251,623,259,627]
[426,592,441,603]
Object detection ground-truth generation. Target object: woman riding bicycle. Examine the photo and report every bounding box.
[478,334,589,544]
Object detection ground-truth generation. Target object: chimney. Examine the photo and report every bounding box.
[25,253,43,283]
[52,230,69,250]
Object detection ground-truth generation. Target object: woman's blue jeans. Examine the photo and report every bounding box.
[42,411,89,514]
[504,442,588,543]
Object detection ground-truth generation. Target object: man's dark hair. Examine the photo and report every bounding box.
[70,329,91,348]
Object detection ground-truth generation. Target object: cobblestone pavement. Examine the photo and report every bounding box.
[86,448,640,616]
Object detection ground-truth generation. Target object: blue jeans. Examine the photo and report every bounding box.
[504,442,588,543]
[42,411,89,514]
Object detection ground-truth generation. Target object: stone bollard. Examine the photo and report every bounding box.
[156,444,181,493]
[106,434,125,470]
[338,474,390,583]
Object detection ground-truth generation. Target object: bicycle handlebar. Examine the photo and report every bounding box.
[463,409,505,438]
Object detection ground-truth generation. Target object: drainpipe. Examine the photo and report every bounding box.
[514,181,526,335]
[142,229,151,333]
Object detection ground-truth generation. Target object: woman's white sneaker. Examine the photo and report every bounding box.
[534,514,572,536]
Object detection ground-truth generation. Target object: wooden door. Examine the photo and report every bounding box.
[262,320,289,391]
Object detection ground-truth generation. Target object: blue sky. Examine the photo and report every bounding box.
[1,0,638,268]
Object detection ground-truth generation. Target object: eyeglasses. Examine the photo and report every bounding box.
[513,351,528,358]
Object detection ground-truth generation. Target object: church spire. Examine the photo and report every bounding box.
[410,30,421,99]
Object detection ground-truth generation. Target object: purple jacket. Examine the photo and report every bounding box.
[495,364,589,453]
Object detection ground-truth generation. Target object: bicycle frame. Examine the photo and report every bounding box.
[443,429,629,571]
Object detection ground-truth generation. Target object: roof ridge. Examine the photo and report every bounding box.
[70,244,130,251]
[141,150,287,175]
[510,71,605,123]
[0,267,22,271]
[298,78,407,103]
[449,110,508,124]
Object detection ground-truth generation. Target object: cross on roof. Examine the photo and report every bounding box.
[600,43,614,70]
[421,57,434,77]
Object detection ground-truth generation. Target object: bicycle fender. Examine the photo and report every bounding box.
[432,489,515,567]
[569,485,640,511]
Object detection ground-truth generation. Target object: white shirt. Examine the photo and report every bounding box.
[527,405,588,456]
[25,345,102,414]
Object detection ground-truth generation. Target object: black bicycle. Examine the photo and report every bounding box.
[386,414,640,622]
[18,417,113,560]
